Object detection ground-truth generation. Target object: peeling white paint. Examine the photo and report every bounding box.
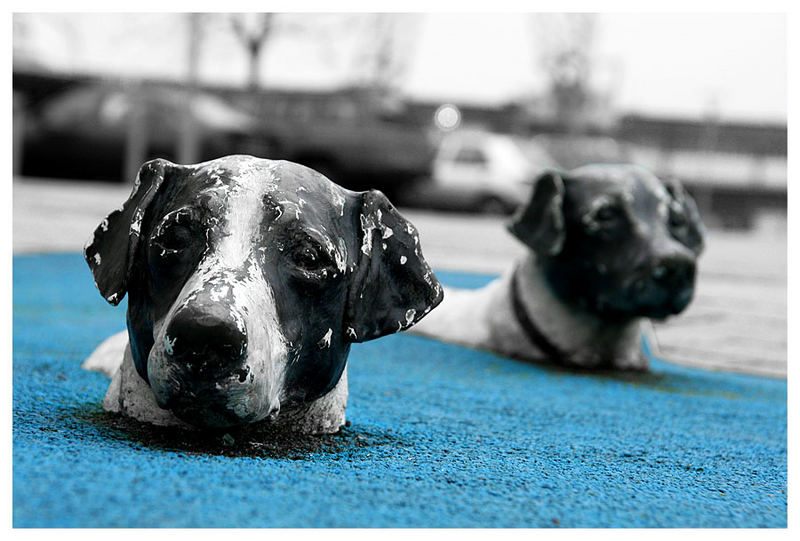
[331,189,346,217]
[209,283,231,302]
[317,328,333,349]
[360,214,376,257]
[131,208,145,236]
[164,334,176,356]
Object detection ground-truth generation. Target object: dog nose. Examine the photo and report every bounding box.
[651,255,695,286]
[164,304,247,371]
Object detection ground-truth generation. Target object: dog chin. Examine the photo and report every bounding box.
[147,362,276,428]
[639,285,695,320]
[169,401,246,428]
[595,282,695,321]
[162,385,275,428]
[618,284,695,320]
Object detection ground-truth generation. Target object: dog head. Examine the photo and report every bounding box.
[85,156,443,428]
[509,164,704,320]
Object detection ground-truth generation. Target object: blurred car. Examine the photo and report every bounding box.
[400,129,559,214]
[237,88,437,196]
[20,83,260,181]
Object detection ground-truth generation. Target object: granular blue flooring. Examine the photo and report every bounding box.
[13,253,786,527]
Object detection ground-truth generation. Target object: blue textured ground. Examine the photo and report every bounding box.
[13,253,786,527]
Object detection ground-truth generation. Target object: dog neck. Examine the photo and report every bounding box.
[502,254,647,370]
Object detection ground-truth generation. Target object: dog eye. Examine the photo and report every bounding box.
[290,240,332,272]
[292,245,321,267]
[591,204,625,227]
[156,224,193,251]
[151,210,201,259]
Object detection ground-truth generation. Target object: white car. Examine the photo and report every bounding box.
[404,129,558,214]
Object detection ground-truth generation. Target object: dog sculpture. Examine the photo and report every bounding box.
[411,164,704,371]
[83,155,443,433]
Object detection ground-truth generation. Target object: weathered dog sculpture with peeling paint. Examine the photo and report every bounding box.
[412,164,704,371]
[83,155,443,433]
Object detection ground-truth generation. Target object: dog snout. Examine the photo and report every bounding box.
[636,253,697,316]
[164,303,248,373]
[651,255,696,287]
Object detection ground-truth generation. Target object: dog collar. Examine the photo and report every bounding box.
[510,266,567,363]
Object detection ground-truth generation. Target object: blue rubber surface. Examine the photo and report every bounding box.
[13,253,786,527]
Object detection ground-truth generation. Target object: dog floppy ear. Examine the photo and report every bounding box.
[663,177,705,254]
[84,159,173,305]
[508,170,566,256]
[346,190,444,342]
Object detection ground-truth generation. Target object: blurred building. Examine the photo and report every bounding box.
[618,115,786,229]
[13,66,786,230]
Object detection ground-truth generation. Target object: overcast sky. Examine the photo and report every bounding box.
[14,12,786,122]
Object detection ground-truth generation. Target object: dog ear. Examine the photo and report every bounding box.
[346,190,444,342]
[507,170,566,256]
[84,159,173,305]
[663,177,705,254]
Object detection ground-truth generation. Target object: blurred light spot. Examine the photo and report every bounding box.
[434,104,461,131]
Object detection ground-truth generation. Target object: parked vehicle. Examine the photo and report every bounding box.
[399,129,559,214]
[20,83,260,182]
[234,88,438,196]
[19,79,439,196]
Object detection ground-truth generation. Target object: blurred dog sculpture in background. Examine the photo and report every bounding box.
[83,155,443,433]
[412,164,704,371]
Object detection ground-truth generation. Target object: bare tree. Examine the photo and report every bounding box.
[229,13,276,91]
[177,13,203,164]
[353,14,420,92]
[530,13,597,130]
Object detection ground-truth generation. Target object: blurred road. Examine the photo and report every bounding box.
[13,177,787,377]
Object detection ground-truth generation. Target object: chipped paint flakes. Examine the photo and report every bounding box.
[322,237,346,273]
[317,328,333,349]
[93,253,102,266]
[164,334,177,356]
[360,213,377,257]
[331,189,346,217]
[400,255,407,265]
[346,327,358,340]
[130,208,145,236]
[209,283,231,302]
[360,208,397,258]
